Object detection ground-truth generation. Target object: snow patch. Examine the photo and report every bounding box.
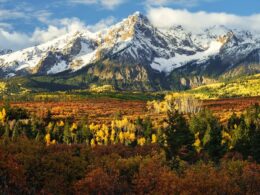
[151,41,223,73]
[6,73,16,78]
[72,50,97,71]
[47,60,68,74]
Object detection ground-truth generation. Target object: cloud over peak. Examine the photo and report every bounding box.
[147,7,260,33]
[69,0,125,10]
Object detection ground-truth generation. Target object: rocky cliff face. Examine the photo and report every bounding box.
[0,12,260,91]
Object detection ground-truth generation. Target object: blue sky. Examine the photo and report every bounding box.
[0,0,260,50]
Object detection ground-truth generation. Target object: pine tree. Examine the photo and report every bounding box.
[205,121,223,163]
[143,117,152,141]
[164,107,195,164]
[190,109,225,162]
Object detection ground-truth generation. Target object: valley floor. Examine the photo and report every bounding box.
[2,95,260,124]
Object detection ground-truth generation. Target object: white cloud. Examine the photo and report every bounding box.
[0,16,115,50]
[146,0,197,6]
[0,29,30,50]
[147,7,260,33]
[145,0,218,7]
[0,17,88,50]
[0,9,27,21]
[69,0,125,9]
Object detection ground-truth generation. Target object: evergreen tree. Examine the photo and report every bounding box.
[205,121,223,163]
[231,120,251,158]
[251,129,260,162]
[242,104,260,162]
[143,117,152,141]
[164,106,195,164]
[227,113,242,131]
[229,104,260,162]
[190,109,224,162]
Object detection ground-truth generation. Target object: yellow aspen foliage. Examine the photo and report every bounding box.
[96,130,104,142]
[222,131,232,141]
[124,131,130,140]
[119,131,124,144]
[45,133,51,146]
[89,123,100,133]
[111,121,115,130]
[70,123,78,132]
[101,124,109,137]
[193,138,201,152]
[127,123,136,132]
[129,133,135,142]
[163,122,169,129]
[193,132,202,152]
[146,100,155,111]
[46,122,53,132]
[0,108,6,124]
[97,130,104,137]
[110,129,115,143]
[151,134,157,144]
[137,137,146,146]
[90,139,96,148]
[122,117,129,128]
[222,131,232,147]
[57,120,64,127]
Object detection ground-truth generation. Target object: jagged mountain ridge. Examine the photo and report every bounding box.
[0,12,260,91]
[0,49,12,56]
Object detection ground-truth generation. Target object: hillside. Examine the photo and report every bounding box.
[174,73,260,99]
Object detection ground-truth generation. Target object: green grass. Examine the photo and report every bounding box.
[0,89,165,102]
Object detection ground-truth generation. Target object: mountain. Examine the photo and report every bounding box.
[169,27,260,89]
[0,12,260,92]
[0,49,12,56]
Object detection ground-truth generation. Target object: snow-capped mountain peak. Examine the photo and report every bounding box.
[0,12,259,80]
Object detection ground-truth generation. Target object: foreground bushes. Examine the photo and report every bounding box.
[0,139,259,194]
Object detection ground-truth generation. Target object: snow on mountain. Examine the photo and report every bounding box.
[0,49,12,56]
[0,12,259,78]
[0,31,98,76]
[151,40,223,72]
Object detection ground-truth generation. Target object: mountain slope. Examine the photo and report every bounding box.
[176,73,260,99]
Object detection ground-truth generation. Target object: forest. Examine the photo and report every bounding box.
[0,94,260,194]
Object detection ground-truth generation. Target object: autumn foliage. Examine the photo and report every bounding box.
[1,139,259,194]
[0,97,260,194]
